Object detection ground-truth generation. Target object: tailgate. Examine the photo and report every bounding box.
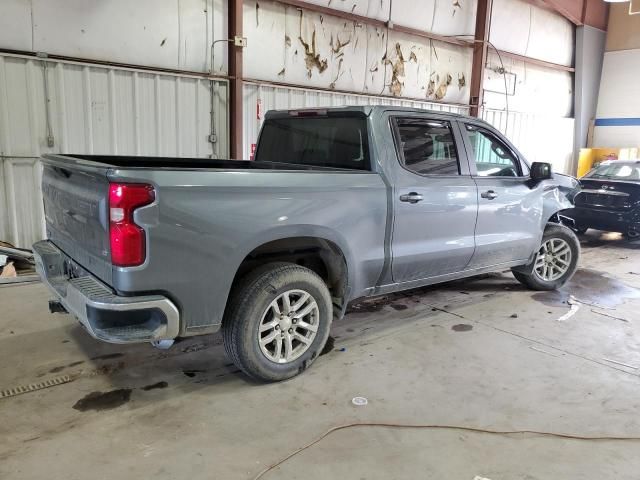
[42,158,113,285]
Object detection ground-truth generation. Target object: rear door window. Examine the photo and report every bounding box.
[393,118,461,176]
[255,116,370,170]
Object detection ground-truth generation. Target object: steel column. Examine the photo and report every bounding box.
[469,0,492,117]
[228,0,243,159]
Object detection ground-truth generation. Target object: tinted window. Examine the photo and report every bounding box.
[465,125,521,177]
[255,116,370,170]
[394,118,460,175]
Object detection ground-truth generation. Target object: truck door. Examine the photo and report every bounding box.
[390,116,478,282]
[460,122,541,268]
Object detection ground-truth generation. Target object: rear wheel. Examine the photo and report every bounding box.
[512,223,580,291]
[222,262,332,382]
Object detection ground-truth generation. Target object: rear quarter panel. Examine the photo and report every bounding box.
[107,168,387,334]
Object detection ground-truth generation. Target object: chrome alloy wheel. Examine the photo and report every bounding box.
[534,238,572,282]
[258,289,319,363]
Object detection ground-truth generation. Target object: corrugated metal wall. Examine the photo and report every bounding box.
[483,109,575,174]
[0,53,228,247]
[242,81,470,159]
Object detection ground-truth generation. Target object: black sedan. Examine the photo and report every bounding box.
[564,161,640,239]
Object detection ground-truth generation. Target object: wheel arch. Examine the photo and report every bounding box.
[228,227,354,316]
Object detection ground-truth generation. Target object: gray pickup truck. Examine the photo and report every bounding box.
[34,106,580,381]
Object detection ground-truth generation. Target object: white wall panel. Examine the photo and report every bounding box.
[384,30,471,102]
[490,0,573,67]
[391,0,476,36]
[0,0,32,51]
[243,81,470,159]
[244,0,471,103]
[0,158,44,249]
[0,53,229,247]
[483,109,575,174]
[483,52,573,117]
[593,50,640,147]
[0,0,228,74]
[596,50,640,119]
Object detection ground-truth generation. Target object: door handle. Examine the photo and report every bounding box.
[400,192,424,204]
[481,190,498,200]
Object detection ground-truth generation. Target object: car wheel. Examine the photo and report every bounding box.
[222,262,332,382]
[512,223,580,291]
[625,229,640,240]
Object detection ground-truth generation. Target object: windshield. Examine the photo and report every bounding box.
[255,116,370,170]
[585,162,640,181]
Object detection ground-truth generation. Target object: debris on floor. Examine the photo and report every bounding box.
[0,375,74,399]
[557,295,581,321]
[0,261,16,278]
[591,309,630,323]
[601,358,638,370]
[0,242,38,284]
[352,396,368,406]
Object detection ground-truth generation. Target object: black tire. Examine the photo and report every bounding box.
[625,229,640,241]
[222,262,332,382]
[512,223,580,291]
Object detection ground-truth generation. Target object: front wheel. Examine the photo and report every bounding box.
[222,262,332,382]
[512,223,580,291]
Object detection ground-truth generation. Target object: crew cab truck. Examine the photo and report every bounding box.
[34,106,580,381]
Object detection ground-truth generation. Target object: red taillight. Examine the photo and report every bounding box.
[108,183,155,267]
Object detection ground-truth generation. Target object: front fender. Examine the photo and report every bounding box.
[542,184,574,227]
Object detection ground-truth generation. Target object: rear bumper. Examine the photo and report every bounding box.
[33,240,180,344]
[564,207,640,234]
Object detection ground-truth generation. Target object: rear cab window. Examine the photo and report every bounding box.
[392,118,462,176]
[255,114,370,170]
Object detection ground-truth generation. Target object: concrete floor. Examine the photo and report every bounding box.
[2,231,640,480]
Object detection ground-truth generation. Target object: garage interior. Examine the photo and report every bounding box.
[2,0,640,479]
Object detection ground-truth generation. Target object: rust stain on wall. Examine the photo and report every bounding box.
[329,58,345,89]
[298,11,328,78]
[435,73,453,100]
[299,31,328,78]
[458,73,466,90]
[383,43,407,96]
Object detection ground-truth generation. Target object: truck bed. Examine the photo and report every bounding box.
[52,154,362,172]
[39,152,387,337]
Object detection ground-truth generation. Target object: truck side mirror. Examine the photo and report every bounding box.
[530,162,552,182]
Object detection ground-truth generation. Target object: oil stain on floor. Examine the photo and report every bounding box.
[451,324,473,332]
[73,389,132,412]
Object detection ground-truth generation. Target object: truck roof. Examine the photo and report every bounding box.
[265,105,470,120]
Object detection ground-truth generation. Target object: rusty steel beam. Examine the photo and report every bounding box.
[524,0,608,30]
[469,0,492,117]
[228,0,243,159]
